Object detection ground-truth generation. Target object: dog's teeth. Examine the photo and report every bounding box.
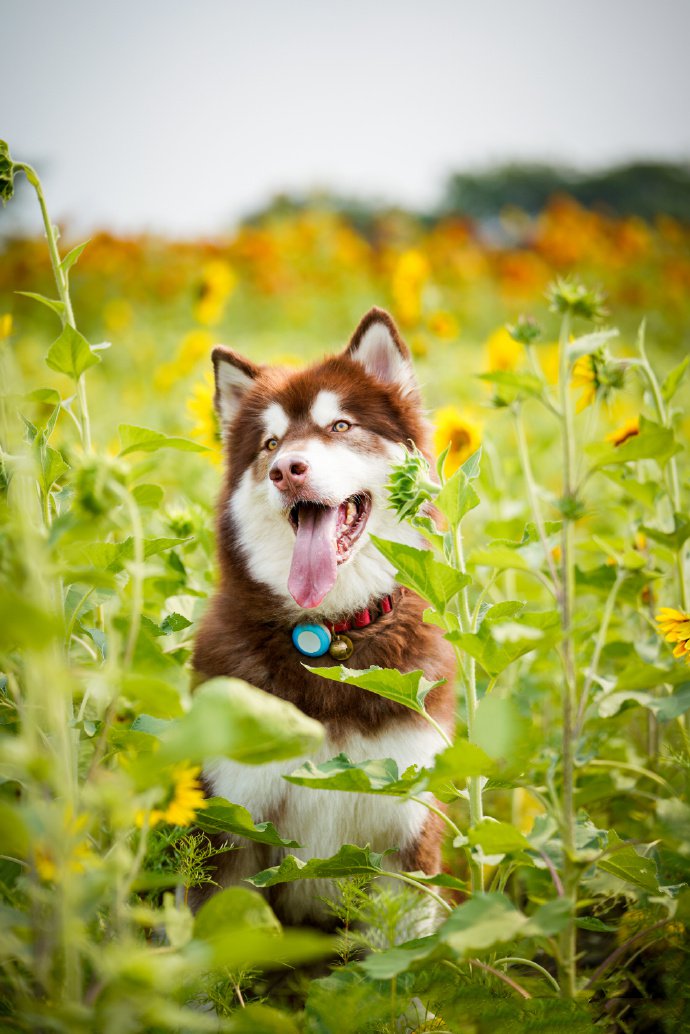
[346,501,356,524]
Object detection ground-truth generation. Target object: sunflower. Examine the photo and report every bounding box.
[485,326,524,372]
[607,418,640,447]
[187,372,220,462]
[656,608,690,665]
[138,764,208,829]
[194,259,237,326]
[571,354,599,411]
[0,313,12,340]
[433,406,482,476]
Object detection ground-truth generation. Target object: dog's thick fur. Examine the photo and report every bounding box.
[192,308,455,926]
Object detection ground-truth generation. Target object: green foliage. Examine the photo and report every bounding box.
[1,144,689,1033]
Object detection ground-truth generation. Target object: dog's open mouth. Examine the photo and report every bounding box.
[287,494,371,609]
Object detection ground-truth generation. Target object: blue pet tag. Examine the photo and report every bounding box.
[292,623,332,657]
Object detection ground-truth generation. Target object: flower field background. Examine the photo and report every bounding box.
[1,142,690,1033]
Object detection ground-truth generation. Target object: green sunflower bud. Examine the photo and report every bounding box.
[387,446,438,521]
[547,276,607,323]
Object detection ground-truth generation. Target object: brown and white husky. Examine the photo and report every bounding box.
[192,307,455,926]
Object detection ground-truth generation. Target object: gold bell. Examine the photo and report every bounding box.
[328,634,354,661]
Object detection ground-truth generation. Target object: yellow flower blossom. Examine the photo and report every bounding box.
[485,326,524,372]
[194,260,236,326]
[137,764,208,829]
[433,406,482,476]
[391,249,430,326]
[656,608,690,664]
[187,372,220,464]
[0,313,13,340]
[607,418,640,447]
[103,297,133,332]
[33,811,94,882]
[571,354,598,412]
[154,329,214,391]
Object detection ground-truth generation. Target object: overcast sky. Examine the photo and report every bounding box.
[4,0,690,236]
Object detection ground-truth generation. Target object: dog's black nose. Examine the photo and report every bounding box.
[269,454,310,491]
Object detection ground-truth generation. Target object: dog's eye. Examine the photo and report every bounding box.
[265,437,279,451]
[332,420,350,433]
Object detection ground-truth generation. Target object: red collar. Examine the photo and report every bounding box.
[324,588,401,634]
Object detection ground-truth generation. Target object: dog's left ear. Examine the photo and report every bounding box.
[212,346,261,434]
[345,308,417,396]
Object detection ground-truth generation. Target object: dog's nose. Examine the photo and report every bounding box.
[269,453,310,491]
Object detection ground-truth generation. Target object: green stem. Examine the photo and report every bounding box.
[16,162,92,452]
[574,569,625,736]
[452,522,484,892]
[385,871,452,914]
[494,956,561,995]
[410,795,462,837]
[513,406,560,591]
[557,310,578,998]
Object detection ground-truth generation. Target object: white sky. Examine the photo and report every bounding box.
[4,0,690,236]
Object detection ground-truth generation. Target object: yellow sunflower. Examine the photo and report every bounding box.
[485,326,524,372]
[656,608,690,665]
[571,354,598,412]
[187,372,220,463]
[607,418,640,447]
[137,764,208,829]
[433,406,482,476]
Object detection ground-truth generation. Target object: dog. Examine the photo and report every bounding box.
[191,308,455,927]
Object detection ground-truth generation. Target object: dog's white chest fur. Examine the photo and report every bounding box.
[205,721,444,923]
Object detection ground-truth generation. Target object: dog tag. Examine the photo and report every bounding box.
[292,623,332,657]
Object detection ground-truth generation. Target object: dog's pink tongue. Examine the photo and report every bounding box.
[288,504,339,609]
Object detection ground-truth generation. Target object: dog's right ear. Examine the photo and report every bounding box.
[212,346,261,433]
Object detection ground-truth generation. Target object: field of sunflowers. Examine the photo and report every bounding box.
[1,140,690,1033]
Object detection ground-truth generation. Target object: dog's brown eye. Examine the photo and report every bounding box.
[332,420,350,433]
[265,437,279,451]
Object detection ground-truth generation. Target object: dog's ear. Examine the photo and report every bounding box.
[345,308,417,396]
[212,346,261,433]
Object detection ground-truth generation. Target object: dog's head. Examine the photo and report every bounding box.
[212,308,427,620]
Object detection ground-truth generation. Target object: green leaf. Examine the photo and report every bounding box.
[640,514,690,551]
[157,677,324,765]
[246,845,389,887]
[468,544,530,571]
[306,664,445,716]
[121,674,185,718]
[132,483,165,508]
[195,798,301,847]
[467,819,531,854]
[427,739,495,800]
[439,893,529,954]
[448,610,559,677]
[45,324,101,379]
[600,468,658,508]
[566,328,618,361]
[586,415,681,469]
[359,936,438,979]
[474,696,535,775]
[38,445,69,494]
[598,830,659,893]
[598,684,690,721]
[370,537,470,613]
[59,239,90,276]
[477,370,544,401]
[662,354,690,403]
[159,612,192,635]
[16,291,66,320]
[284,753,424,796]
[118,423,208,456]
[194,886,281,943]
[435,465,480,528]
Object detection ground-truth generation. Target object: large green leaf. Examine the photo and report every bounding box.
[195,798,301,847]
[598,684,690,720]
[46,324,101,379]
[285,753,424,796]
[598,830,659,893]
[467,819,531,854]
[246,845,389,887]
[193,886,281,942]
[435,463,480,528]
[370,536,470,613]
[153,677,324,765]
[448,610,560,677]
[118,423,208,456]
[427,739,496,801]
[306,664,445,715]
